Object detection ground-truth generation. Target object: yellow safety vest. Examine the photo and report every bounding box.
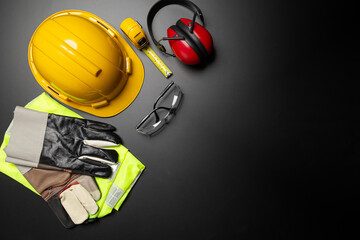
[0,93,145,219]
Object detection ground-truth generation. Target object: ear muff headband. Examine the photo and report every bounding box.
[169,24,204,60]
[147,0,205,52]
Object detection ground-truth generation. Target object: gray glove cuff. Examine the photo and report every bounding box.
[4,106,48,169]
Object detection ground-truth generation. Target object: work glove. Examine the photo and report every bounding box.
[16,164,100,228]
[5,106,120,178]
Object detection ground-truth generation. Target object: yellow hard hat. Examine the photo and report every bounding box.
[28,10,144,117]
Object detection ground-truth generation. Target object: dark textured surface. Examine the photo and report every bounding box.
[0,0,359,239]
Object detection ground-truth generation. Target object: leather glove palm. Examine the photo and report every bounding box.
[5,107,120,178]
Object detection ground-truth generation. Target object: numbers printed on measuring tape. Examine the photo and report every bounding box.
[142,46,173,78]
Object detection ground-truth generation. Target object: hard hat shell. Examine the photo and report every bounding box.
[28,10,144,117]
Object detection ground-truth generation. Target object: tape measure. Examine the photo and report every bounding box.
[120,18,172,78]
[142,46,172,78]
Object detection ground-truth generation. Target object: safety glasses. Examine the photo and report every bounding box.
[136,81,183,136]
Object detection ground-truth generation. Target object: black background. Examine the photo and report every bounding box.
[0,0,359,239]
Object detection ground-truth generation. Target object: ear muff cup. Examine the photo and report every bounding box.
[147,0,213,65]
[176,19,209,59]
[168,24,204,65]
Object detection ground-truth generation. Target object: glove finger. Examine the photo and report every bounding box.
[47,196,75,228]
[75,175,101,201]
[82,128,121,147]
[59,186,89,225]
[85,119,116,131]
[80,144,119,164]
[71,184,99,215]
[70,158,113,178]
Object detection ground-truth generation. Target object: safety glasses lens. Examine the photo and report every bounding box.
[155,85,182,110]
[136,82,183,136]
[136,111,167,136]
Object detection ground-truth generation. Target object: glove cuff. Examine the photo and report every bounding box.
[4,106,48,169]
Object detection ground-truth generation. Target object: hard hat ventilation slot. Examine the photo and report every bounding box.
[96,21,108,30]
[95,69,102,77]
[48,86,59,95]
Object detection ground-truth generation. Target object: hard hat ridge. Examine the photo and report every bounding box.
[29,10,144,117]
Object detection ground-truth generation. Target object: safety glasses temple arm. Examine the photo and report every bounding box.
[136,107,171,130]
[153,81,175,109]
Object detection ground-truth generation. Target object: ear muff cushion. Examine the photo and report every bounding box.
[169,25,204,61]
[176,19,208,58]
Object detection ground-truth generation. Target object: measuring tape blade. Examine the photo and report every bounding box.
[142,46,172,78]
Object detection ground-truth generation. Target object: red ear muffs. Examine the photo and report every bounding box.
[167,18,213,65]
[147,0,214,65]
